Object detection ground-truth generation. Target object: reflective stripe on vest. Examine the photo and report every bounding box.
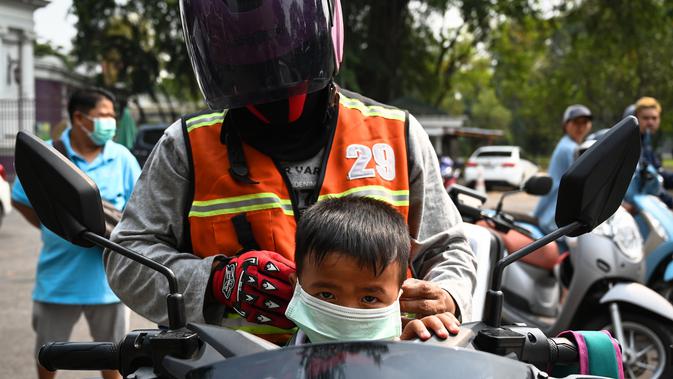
[223,313,297,335]
[186,111,226,132]
[190,193,294,217]
[317,185,410,207]
[339,96,406,122]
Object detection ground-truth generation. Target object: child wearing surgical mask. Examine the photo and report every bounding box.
[285,196,460,344]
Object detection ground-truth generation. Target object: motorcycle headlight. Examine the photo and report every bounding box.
[595,207,643,261]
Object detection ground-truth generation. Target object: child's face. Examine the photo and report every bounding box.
[297,252,401,309]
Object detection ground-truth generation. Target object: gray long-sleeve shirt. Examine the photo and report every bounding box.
[104,113,477,326]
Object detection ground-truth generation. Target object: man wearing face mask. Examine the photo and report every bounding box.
[11,88,141,379]
[104,0,476,344]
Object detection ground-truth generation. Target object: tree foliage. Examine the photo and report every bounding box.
[491,0,673,155]
[338,0,531,106]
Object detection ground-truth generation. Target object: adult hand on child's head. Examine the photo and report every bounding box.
[399,312,461,341]
[400,278,457,316]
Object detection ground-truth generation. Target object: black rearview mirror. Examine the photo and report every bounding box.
[522,175,552,196]
[14,132,106,246]
[555,116,640,236]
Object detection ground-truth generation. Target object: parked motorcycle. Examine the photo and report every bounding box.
[439,156,461,190]
[450,172,673,379]
[624,158,673,303]
[14,117,643,378]
[587,127,673,304]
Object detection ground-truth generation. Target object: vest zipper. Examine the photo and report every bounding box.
[272,92,340,222]
[307,105,339,209]
[272,159,302,222]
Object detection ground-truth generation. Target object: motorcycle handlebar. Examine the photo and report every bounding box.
[547,337,579,365]
[38,342,119,372]
[36,332,579,374]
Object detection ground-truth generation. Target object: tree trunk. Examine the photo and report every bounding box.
[149,90,168,123]
[133,97,148,125]
[351,0,410,102]
[160,87,178,121]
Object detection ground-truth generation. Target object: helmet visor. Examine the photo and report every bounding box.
[181,0,336,109]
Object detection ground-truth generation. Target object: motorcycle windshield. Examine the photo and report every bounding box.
[189,341,535,378]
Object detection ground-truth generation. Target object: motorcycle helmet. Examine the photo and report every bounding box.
[180,0,344,111]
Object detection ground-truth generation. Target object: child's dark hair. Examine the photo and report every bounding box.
[67,88,116,122]
[295,196,410,284]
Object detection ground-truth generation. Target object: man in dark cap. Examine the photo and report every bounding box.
[534,104,592,233]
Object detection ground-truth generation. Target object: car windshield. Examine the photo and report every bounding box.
[477,151,513,158]
[190,341,533,378]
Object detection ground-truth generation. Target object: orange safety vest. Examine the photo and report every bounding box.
[184,90,410,260]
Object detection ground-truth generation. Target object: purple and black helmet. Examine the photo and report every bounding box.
[180,0,344,110]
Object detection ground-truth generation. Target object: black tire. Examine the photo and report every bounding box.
[649,267,673,305]
[581,309,673,379]
[650,278,673,304]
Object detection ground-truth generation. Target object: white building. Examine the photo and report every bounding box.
[0,0,48,151]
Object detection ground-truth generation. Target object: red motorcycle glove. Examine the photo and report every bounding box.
[212,250,296,329]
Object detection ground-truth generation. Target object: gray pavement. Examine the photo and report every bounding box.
[0,190,539,378]
[484,190,538,214]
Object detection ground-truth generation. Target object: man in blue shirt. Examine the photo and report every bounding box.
[11,89,141,379]
[534,105,593,234]
[632,97,673,208]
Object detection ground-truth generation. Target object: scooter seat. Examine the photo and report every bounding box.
[476,220,560,271]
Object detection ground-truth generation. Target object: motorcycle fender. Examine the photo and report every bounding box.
[645,240,673,282]
[600,282,673,322]
[665,260,673,282]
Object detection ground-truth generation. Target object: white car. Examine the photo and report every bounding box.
[0,164,12,227]
[462,146,538,189]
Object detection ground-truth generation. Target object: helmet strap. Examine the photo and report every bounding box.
[245,104,271,125]
[288,92,307,123]
[244,91,311,126]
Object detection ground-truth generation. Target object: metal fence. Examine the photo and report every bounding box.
[0,98,36,151]
[0,99,37,181]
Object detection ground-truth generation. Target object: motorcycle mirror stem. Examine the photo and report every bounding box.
[482,221,584,327]
[494,189,521,215]
[83,232,187,330]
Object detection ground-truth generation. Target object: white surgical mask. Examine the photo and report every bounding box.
[285,283,402,343]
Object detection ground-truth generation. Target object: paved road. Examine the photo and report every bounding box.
[0,190,539,378]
